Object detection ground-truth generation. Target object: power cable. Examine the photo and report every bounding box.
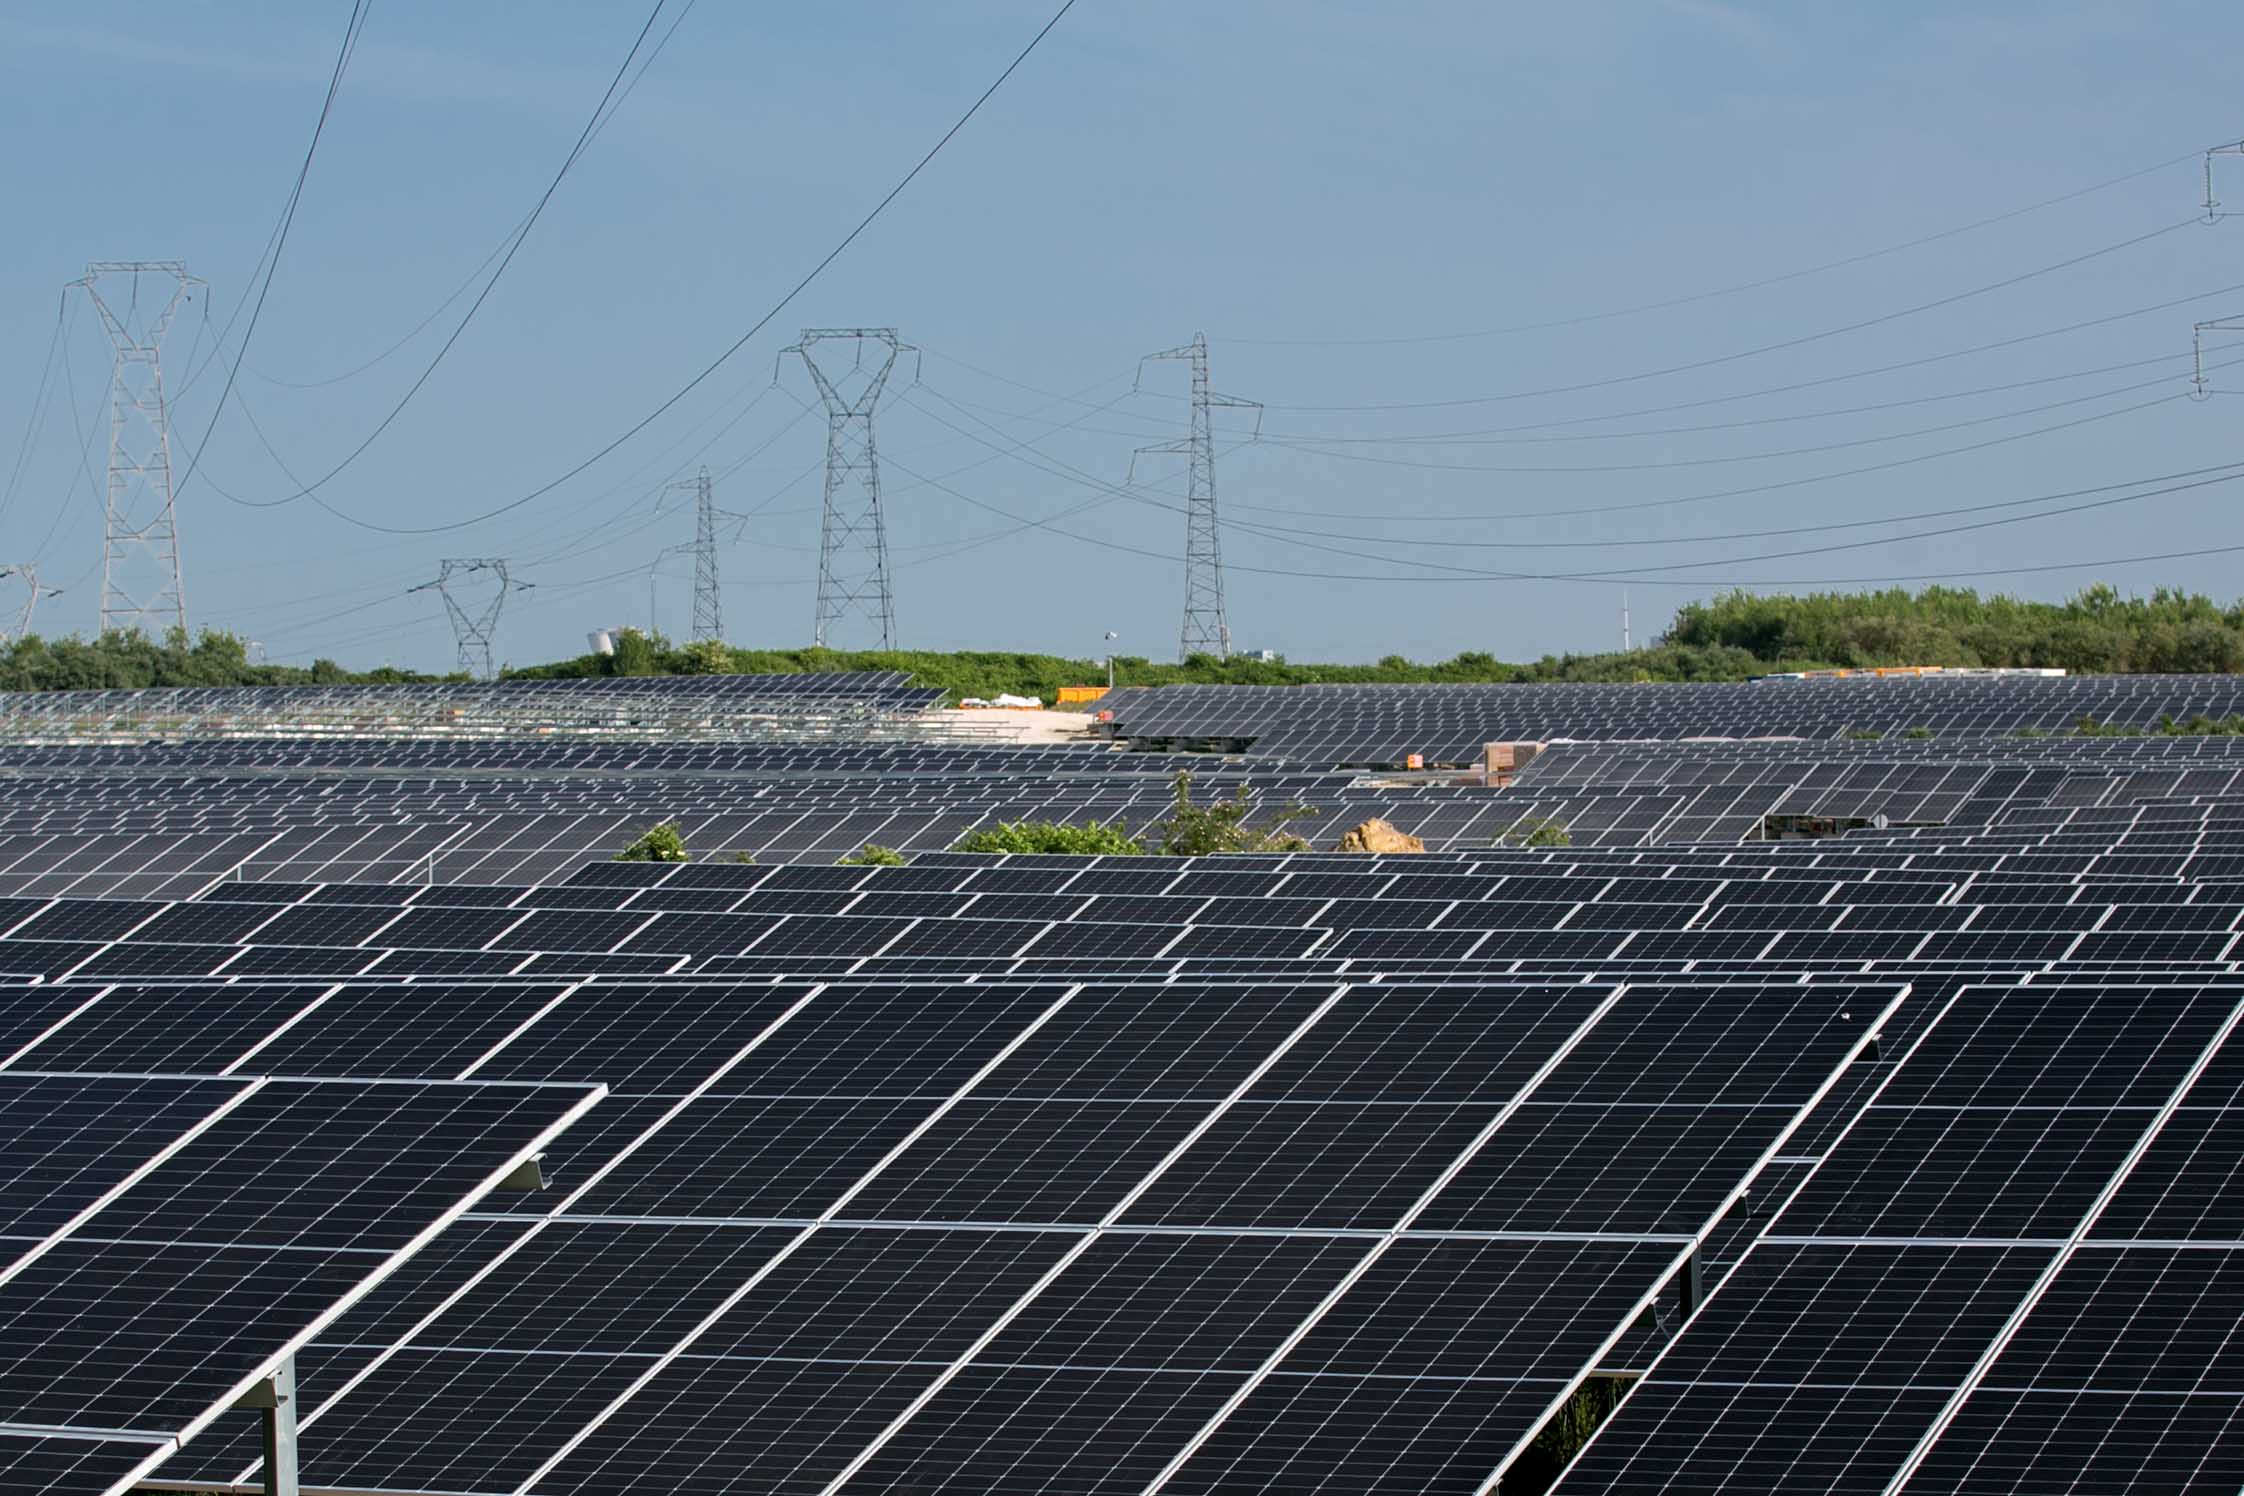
[0,298,67,531]
[34,304,108,566]
[1254,359,2215,475]
[1257,216,2207,413]
[924,279,2244,438]
[1242,389,2212,526]
[171,0,372,503]
[258,0,1083,537]
[1217,467,2244,583]
[1220,147,2217,346]
[209,0,685,515]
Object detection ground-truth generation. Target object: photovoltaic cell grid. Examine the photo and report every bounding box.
[1554,979,2244,1495]
[0,1070,601,1496]
[2,672,2243,1493]
[5,977,1895,1496]
[1100,677,2244,762]
[9,718,2244,885]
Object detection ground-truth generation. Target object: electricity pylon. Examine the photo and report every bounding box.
[782,329,917,649]
[409,559,530,679]
[2192,317,2244,399]
[661,467,761,644]
[2204,140,2244,224]
[71,262,201,637]
[0,565,60,642]
[1138,333,1260,661]
[690,467,721,643]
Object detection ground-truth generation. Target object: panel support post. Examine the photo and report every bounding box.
[238,1356,300,1496]
[1678,1247,1703,1317]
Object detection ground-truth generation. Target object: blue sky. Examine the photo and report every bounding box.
[0,1,2239,671]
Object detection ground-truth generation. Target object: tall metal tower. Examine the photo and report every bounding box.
[672,466,722,643]
[409,559,528,679]
[1139,333,1260,661]
[71,262,200,637]
[0,565,60,642]
[2204,140,2244,223]
[2193,317,2244,398]
[783,329,916,649]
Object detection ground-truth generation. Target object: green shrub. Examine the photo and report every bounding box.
[1155,769,1318,855]
[837,843,907,867]
[1503,1377,1629,1495]
[952,819,1145,855]
[1845,728,1883,741]
[1505,816,1572,848]
[678,637,735,675]
[1904,727,1933,739]
[614,820,689,862]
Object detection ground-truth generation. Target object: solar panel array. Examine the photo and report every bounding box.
[12,733,2244,895]
[0,671,948,745]
[2,670,2241,1493]
[1100,676,2244,763]
[0,1069,600,1495]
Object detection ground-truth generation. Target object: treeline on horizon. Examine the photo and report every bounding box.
[3,585,2241,697]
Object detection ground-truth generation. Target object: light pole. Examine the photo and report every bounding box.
[1104,631,1118,692]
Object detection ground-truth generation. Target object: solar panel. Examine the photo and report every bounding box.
[3,671,2244,1492]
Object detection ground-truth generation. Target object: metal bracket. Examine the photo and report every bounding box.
[493,1155,546,1192]
[232,1357,298,1496]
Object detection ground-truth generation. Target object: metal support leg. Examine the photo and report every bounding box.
[236,1357,299,1496]
[1679,1247,1703,1318]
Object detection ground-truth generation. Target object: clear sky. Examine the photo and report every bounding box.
[1,1,2240,672]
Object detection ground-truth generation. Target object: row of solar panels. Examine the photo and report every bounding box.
[4,831,2241,1492]
[0,670,926,713]
[4,734,2243,902]
[1100,677,2244,761]
[6,717,2243,1492]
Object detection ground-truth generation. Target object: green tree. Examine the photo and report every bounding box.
[607,628,665,677]
[614,821,689,862]
[1505,817,1572,848]
[1155,769,1319,855]
[837,843,907,866]
[678,638,735,675]
[951,819,1145,855]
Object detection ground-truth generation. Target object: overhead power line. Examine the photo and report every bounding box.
[0,300,67,534]
[1223,145,2221,346]
[277,0,1082,539]
[171,0,371,506]
[211,0,684,516]
[920,276,2244,435]
[1255,216,2206,413]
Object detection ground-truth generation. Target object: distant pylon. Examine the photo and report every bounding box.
[71,262,201,637]
[1138,333,1261,661]
[782,329,916,649]
[409,559,529,679]
[2204,140,2244,223]
[2192,316,2244,399]
[678,466,722,643]
[0,565,61,642]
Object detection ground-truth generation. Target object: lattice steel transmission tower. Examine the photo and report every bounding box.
[1138,333,1260,661]
[71,262,201,637]
[2204,140,2244,223]
[0,565,60,642]
[2192,317,2244,399]
[672,466,723,643]
[409,559,529,679]
[782,329,917,649]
